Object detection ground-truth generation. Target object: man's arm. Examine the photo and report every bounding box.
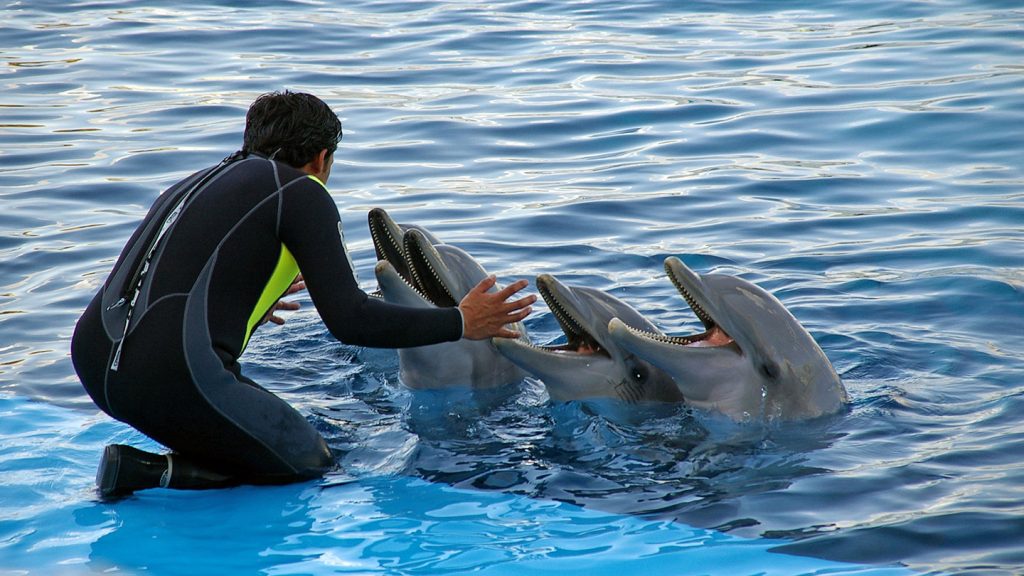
[278,179,532,347]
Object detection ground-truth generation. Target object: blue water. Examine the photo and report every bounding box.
[1,0,1022,574]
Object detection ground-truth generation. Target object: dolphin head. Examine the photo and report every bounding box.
[368,207,443,287]
[404,228,486,307]
[494,274,683,404]
[374,228,527,390]
[609,257,848,421]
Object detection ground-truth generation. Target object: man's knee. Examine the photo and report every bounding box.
[292,434,334,478]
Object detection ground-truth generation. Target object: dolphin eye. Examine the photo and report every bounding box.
[760,361,780,379]
[633,365,648,381]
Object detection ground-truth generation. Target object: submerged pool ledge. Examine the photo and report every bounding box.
[0,393,914,575]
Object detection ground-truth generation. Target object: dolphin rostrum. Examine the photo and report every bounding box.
[368,207,442,288]
[372,215,528,390]
[493,274,684,404]
[608,257,848,421]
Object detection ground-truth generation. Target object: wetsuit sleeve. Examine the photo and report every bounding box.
[278,177,463,348]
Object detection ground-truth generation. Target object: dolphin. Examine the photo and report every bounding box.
[373,227,529,390]
[492,274,684,404]
[608,257,848,421]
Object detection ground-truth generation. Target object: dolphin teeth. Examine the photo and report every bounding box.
[391,265,432,302]
[425,257,455,305]
[539,282,584,341]
[624,324,702,346]
[664,261,715,328]
[535,280,609,356]
[369,212,400,262]
[550,298,581,337]
[405,234,457,308]
[407,245,426,295]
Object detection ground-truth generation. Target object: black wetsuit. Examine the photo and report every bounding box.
[71,153,462,484]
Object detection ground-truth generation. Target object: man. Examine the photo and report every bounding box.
[70,91,535,498]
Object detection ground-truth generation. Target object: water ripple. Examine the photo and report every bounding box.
[2,0,1023,573]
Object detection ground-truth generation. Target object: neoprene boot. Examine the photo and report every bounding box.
[96,444,169,498]
[162,453,235,491]
[96,444,235,498]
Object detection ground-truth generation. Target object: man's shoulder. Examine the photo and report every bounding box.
[223,156,321,192]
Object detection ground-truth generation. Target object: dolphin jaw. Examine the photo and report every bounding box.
[368,208,402,264]
[614,320,736,350]
[659,259,738,349]
[404,231,458,308]
[492,336,619,403]
[665,259,717,329]
[606,313,737,350]
[536,276,610,358]
[374,259,433,305]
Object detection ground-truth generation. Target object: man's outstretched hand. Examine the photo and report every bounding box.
[458,275,536,340]
[261,275,306,326]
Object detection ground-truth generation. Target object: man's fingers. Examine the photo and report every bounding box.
[468,277,530,302]
[493,327,521,339]
[459,275,535,340]
[491,278,529,300]
[262,300,301,327]
[470,275,499,295]
[501,294,537,313]
[504,307,532,323]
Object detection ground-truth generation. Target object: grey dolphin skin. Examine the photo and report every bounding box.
[493,274,684,404]
[370,209,528,390]
[608,257,848,421]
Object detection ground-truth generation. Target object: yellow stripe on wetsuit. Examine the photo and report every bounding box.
[243,177,326,351]
[243,244,299,351]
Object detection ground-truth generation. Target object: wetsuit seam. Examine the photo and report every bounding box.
[122,292,189,338]
[98,171,202,343]
[103,344,118,420]
[102,291,187,421]
[269,158,283,190]
[182,252,299,475]
[213,190,286,350]
[138,160,248,314]
[172,174,313,474]
[275,185,284,236]
[149,169,309,356]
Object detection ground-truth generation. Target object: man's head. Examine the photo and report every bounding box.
[242,91,343,171]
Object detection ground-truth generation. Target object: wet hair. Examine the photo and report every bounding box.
[242,90,343,168]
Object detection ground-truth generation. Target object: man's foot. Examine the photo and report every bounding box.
[96,444,168,499]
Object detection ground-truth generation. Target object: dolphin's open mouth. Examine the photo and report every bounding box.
[368,208,403,269]
[405,232,458,308]
[621,260,734,348]
[537,277,609,357]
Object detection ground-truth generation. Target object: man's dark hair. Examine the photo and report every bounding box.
[242,90,343,168]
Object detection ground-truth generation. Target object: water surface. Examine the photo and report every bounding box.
[1,1,1022,574]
